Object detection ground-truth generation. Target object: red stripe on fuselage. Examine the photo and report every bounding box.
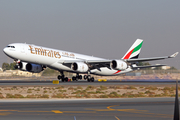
[113,70,121,75]
[123,49,134,59]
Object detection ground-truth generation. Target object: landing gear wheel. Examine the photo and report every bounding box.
[78,75,82,80]
[91,77,94,82]
[65,77,68,82]
[84,75,87,80]
[72,76,76,81]
[72,74,83,81]
[57,75,61,80]
[57,71,68,82]
[87,75,94,82]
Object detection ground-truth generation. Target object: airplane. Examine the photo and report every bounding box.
[3,39,178,82]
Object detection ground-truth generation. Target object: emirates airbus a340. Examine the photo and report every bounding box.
[3,39,178,82]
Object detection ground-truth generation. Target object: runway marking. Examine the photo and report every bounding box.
[85,108,114,111]
[0,112,12,116]
[85,104,150,118]
[106,105,147,113]
[0,110,17,111]
[17,110,50,113]
[51,110,63,113]
[115,116,120,120]
[106,105,172,118]
[63,111,96,113]
[0,107,173,119]
[107,105,119,110]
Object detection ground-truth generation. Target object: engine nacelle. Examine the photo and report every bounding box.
[26,63,43,73]
[71,62,89,72]
[17,62,28,71]
[110,60,128,70]
[15,62,43,73]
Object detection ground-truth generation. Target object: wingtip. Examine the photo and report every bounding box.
[170,52,179,58]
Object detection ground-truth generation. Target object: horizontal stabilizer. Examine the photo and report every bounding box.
[170,52,179,58]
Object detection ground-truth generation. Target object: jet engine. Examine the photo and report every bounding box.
[16,62,28,71]
[110,60,128,70]
[71,62,89,72]
[26,63,43,73]
[15,62,43,73]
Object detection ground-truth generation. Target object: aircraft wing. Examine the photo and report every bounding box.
[124,52,178,63]
[58,59,112,70]
[57,52,178,70]
[132,64,167,69]
[58,59,111,64]
[58,52,178,65]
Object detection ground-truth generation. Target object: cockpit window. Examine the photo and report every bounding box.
[6,46,15,48]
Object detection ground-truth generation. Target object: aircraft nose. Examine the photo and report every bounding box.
[3,47,9,55]
[3,48,7,53]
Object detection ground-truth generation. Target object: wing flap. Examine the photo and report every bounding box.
[132,64,167,69]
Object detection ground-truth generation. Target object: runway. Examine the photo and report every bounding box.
[0,79,177,86]
[0,98,175,120]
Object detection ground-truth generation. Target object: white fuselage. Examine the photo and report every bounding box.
[3,43,132,76]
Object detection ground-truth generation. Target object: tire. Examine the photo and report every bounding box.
[84,75,87,80]
[65,77,68,82]
[91,77,94,82]
[78,75,82,80]
[57,75,61,80]
[72,76,76,81]
[87,75,91,79]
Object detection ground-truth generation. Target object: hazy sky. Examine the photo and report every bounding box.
[0,0,180,68]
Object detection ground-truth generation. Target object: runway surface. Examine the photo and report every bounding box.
[0,79,177,86]
[0,98,175,120]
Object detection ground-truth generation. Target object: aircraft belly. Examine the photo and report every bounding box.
[91,67,133,76]
[50,62,72,71]
[90,68,117,76]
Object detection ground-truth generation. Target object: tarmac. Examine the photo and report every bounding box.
[0,98,175,120]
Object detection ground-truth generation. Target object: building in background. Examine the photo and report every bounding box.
[162,66,171,70]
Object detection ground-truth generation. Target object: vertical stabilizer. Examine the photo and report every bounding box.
[122,39,143,59]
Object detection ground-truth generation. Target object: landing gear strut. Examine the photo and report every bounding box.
[72,73,82,81]
[57,71,68,82]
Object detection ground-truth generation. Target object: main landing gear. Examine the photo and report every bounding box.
[57,71,68,82]
[72,73,82,81]
[57,72,94,82]
[84,75,94,82]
